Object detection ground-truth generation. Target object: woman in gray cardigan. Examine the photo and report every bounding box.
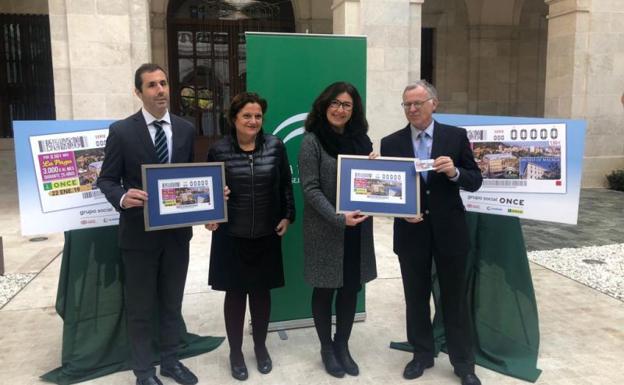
[298,82,377,378]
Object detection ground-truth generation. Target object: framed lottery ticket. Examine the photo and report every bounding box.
[141,162,227,231]
[336,155,420,217]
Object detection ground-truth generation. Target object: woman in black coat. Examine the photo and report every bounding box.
[206,92,295,381]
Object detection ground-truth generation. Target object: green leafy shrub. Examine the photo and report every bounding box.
[606,169,624,191]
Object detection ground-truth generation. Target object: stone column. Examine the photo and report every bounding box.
[150,0,167,69]
[332,0,424,147]
[331,0,360,35]
[48,0,151,120]
[407,0,425,83]
[295,0,333,33]
[544,0,624,187]
[466,25,519,116]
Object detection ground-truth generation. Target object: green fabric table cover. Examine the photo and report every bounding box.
[390,213,542,382]
[41,227,224,385]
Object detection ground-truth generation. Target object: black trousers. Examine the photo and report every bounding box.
[398,221,475,376]
[121,232,190,380]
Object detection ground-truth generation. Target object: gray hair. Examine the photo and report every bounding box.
[403,80,438,101]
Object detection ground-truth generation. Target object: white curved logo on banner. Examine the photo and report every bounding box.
[272,112,308,143]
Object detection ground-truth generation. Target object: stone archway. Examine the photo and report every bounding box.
[422,0,547,116]
[464,0,525,26]
[165,0,295,141]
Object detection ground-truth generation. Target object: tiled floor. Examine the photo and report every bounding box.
[1,148,623,385]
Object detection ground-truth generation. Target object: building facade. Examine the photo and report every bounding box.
[1,0,623,187]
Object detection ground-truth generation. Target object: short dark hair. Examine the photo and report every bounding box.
[304,81,368,135]
[227,92,268,133]
[134,63,167,92]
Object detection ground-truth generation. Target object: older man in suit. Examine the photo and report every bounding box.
[380,80,483,385]
[98,63,198,385]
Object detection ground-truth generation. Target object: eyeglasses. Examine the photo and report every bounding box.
[401,97,432,110]
[329,99,353,111]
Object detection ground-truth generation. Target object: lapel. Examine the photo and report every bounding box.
[132,111,158,163]
[398,124,415,158]
[430,120,445,159]
[421,121,446,185]
[170,115,179,163]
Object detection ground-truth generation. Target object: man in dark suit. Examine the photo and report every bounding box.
[380,80,483,385]
[98,63,198,385]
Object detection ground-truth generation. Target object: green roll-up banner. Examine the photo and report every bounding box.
[246,32,367,328]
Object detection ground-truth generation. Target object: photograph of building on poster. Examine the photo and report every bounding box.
[474,141,561,179]
[75,148,105,194]
[464,124,567,194]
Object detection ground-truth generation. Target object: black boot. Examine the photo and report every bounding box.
[333,339,359,376]
[320,346,345,378]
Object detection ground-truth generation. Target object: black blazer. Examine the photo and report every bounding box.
[97,111,195,250]
[380,121,482,257]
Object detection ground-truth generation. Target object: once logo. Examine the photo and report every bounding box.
[499,197,524,206]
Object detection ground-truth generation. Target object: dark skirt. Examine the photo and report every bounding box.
[208,223,285,291]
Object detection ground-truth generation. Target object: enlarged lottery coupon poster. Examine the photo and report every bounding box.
[465,123,566,194]
[350,169,406,204]
[29,129,109,212]
[14,120,118,235]
[433,114,585,225]
[158,177,214,215]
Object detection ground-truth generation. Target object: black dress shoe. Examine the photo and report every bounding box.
[136,375,163,385]
[320,347,345,378]
[160,362,198,385]
[333,340,359,376]
[254,346,272,374]
[230,356,249,381]
[460,373,482,385]
[402,358,434,379]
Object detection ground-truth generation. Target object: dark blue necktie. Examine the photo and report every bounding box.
[153,120,168,164]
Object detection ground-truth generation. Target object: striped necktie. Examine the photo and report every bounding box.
[153,120,168,164]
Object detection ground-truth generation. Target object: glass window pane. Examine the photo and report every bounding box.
[178,31,193,56]
[178,58,195,119]
[194,58,217,137]
[196,32,211,57]
[213,32,229,59]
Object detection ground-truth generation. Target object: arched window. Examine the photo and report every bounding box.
[167,0,295,140]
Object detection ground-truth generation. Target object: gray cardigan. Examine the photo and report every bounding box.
[298,132,377,288]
